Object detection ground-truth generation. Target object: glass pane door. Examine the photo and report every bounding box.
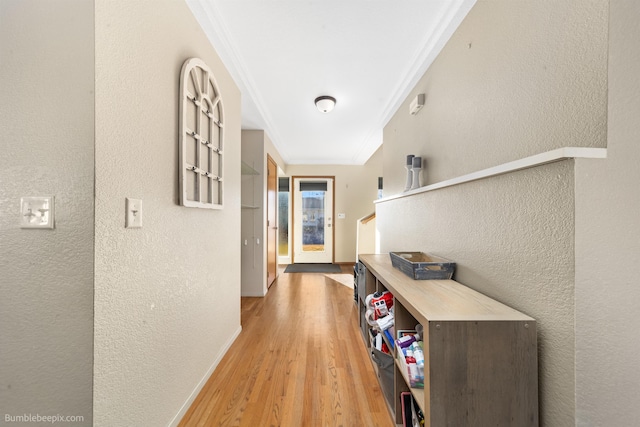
[293,178,333,263]
[301,190,325,252]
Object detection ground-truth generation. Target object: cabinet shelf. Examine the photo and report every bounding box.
[241,160,259,176]
[395,349,425,413]
[357,254,538,426]
[241,161,260,209]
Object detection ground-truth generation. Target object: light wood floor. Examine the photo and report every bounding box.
[179,266,394,427]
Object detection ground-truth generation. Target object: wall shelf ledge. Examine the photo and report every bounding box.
[376,146,607,204]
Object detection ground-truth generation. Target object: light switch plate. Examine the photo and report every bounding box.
[20,196,54,229]
[125,198,143,228]
[338,213,346,219]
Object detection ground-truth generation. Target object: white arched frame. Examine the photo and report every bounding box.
[179,57,224,209]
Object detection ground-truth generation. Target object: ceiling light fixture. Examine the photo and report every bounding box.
[314,96,336,113]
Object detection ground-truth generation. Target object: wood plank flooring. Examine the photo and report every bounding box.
[179,267,394,427]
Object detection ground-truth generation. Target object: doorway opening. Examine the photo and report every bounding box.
[292,177,335,264]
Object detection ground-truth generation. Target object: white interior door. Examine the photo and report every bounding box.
[293,178,334,263]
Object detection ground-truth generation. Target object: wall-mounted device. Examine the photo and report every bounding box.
[409,93,425,115]
[125,198,143,228]
[20,196,54,229]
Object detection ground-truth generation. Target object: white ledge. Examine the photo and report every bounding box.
[375,147,607,204]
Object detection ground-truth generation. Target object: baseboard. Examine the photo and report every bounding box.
[241,290,266,297]
[168,325,243,427]
[277,256,291,265]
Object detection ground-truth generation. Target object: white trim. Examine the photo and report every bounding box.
[376,147,607,204]
[186,0,287,158]
[278,256,291,265]
[168,325,242,427]
[188,0,476,166]
[351,0,477,165]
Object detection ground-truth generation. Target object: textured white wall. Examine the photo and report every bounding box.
[383,0,608,195]
[263,132,286,174]
[377,162,576,425]
[285,147,383,263]
[377,1,608,425]
[575,1,640,425]
[0,0,94,424]
[94,1,242,425]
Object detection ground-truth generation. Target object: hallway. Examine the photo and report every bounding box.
[179,267,393,426]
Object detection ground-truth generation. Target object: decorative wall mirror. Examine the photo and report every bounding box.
[179,57,224,209]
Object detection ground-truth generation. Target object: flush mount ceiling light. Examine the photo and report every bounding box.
[314,96,336,113]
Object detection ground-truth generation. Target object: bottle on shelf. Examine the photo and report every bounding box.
[410,341,424,368]
[396,332,420,349]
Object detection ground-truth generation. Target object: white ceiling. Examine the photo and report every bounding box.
[187,0,476,165]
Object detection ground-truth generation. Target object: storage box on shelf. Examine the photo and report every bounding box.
[389,251,455,280]
[357,254,538,427]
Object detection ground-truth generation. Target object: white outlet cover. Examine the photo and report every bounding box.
[126,198,143,228]
[20,196,54,229]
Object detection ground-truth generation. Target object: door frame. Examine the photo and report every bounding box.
[277,176,292,266]
[266,155,278,288]
[291,175,335,264]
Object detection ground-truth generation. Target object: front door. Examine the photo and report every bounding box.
[292,177,334,264]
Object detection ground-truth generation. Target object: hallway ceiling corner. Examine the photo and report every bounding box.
[187,0,476,165]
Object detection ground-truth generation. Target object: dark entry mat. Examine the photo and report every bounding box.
[284,263,342,273]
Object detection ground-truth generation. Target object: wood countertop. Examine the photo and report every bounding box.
[359,253,534,325]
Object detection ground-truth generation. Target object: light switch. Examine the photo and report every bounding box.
[338,213,346,219]
[20,196,54,229]
[125,198,142,228]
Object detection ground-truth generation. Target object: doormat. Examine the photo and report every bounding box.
[284,263,342,273]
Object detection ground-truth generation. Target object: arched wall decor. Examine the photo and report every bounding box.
[179,57,224,209]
